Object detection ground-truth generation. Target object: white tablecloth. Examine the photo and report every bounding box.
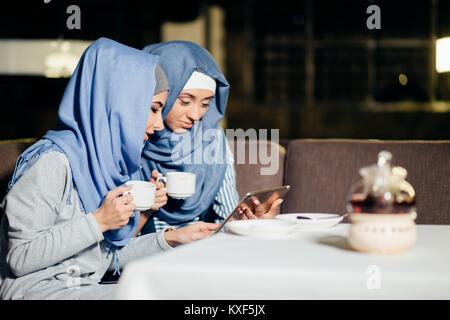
[116,224,450,300]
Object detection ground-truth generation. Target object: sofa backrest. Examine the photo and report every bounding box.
[230,139,286,199]
[0,138,448,225]
[282,139,450,224]
[0,139,36,201]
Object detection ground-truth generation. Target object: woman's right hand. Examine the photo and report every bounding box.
[93,186,136,232]
[149,169,168,211]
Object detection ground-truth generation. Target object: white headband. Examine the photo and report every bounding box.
[182,70,216,93]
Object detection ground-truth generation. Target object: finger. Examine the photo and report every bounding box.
[155,188,166,197]
[127,202,137,211]
[154,199,168,207]
[124,193,134,203]
[116,194,132,207]
[264,193,280,211]
[198,222,220,231]
[152,199,168,210]
[151,203,166,211]
[119,204,136,216]
[199,226,217,237]
[155,181,165,190]
[240,203,251,211]
[192,231,212,241]
[107,186,131,199]
[154,194,168,203]
[236,208,246,220]
[151,170,160,179]
[266,199,283,218]
[120,215,130,225]
[150,170,161,183]
[115,195,130,207]
[243,206,257,219]
[236,206,248,220]
[249,198,265,216]
[236,214,245,220]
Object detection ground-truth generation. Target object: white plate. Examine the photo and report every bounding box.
[226,219,296,238]
[275,213,344,230]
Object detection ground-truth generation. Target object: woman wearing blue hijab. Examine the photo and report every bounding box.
[0,38,217,300]
[139,41,240,233]
[139,40,283,235]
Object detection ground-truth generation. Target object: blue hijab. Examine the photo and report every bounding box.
[141,41,229,225]
[7,38,159,246]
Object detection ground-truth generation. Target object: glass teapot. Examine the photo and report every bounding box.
[346,151,416,215]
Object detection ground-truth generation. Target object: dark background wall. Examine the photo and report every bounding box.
[0,0,449,141]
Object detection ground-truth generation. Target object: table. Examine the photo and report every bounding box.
[116,224,450,299]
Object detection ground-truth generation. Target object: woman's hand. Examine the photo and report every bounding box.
[93,186,136,232]
[236,193,283,220]
[149,169,168,211]
[163,222,218,247]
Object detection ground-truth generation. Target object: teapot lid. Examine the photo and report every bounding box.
[359,151,393,180]
[358,150,415,203]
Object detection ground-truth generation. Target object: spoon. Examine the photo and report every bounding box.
[296,214,348,220]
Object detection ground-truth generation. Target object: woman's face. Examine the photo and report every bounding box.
[144,90,168,141]
[164,89,215,133]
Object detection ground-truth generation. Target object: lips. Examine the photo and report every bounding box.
[181,121,194,129]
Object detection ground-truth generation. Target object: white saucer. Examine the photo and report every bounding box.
[226,219,296,238]
[168,193,194,200]
[136,206,152,211]
[275,213,344,230]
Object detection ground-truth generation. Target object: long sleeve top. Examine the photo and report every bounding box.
[0,151,172,300]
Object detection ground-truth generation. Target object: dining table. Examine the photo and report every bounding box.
[115,223,450,300]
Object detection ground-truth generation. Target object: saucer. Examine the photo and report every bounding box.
[275,213,344,230]
[226,219,296,238]
[168,193,194,200]
[136,206,152,211]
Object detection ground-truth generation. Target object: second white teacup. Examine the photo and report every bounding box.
[124,180,156,211]
[157,172,196,199]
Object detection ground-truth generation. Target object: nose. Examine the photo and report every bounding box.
[186,104,202,121]
[145,114,164,139]
[152,113,164,131]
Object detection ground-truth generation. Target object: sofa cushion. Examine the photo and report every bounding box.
[230,139,286,199]
[282,139,450,224]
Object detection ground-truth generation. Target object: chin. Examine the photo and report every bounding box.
[174,128,188,134]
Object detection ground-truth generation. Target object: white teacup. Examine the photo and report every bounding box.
[124,180,156,211]
[157,172,196,199]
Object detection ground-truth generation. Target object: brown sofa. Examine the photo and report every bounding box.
[232,139,450,225]
[1,138,449,224]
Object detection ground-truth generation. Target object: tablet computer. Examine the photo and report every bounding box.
[214,185,291,233]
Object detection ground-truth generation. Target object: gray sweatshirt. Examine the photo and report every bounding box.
[0,151,172,300]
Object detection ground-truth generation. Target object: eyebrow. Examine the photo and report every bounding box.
[152,101,164,107]
[180,92,214,100]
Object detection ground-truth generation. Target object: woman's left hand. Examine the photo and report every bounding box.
[163,222,218,247]
[236,193,283,220]
[149,169,168,211]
